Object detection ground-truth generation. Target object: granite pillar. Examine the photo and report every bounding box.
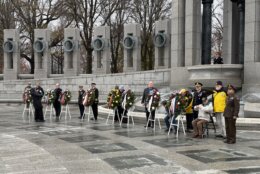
[201,0,214,64]
[3,29,20,80]
[171,0,186,67]
[185,0,202,66]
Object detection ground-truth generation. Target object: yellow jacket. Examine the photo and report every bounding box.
[213,90,227,112]
[185,98,193,114]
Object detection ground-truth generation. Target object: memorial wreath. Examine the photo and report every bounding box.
[107,88,121,109]
[83,89,96,106]
[122,90,136,110]
[61,89,71,105]
[149,89,161,111]
[45,89,56,105]
[23,88,32,104]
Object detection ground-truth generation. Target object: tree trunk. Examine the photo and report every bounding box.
[86,48,92,74]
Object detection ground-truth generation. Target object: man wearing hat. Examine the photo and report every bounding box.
[213,81,227,138]
[90,83,99,121]
[192,82,209,120]
[78,85,85,119]
[223,84,240,144]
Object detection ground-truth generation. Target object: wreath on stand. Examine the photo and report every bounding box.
[148,89,161,111]
[122,90,136,110]
[23,88,32,104]
[83,89,96,106]
[107,88,121,109]
[61,89,72,105]
[45,89,56,105]
[175,93,189,114]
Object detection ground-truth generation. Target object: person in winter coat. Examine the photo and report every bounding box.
[31,82,45,122]
[213,81,227,138]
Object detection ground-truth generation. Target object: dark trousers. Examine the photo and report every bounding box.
[34,107,44,121]
[121,109,128,123]
[79,104,84,118]
[164,114,177,130]
[53,101,61,117]
[193,111,198,120]
[186,113,193,130]
[225,117,236,143]
[26,102,30,108]
[115,105,123,121]
[91,103,98,120]
[145,107,155,126]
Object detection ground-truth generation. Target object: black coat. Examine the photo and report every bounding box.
[213,57,223,64]
[78,89,85,104]
[192,90,209,108]
[31,87,44,108]
[93,87,99,104]
[141,87,157,106]
[54,88,62,103]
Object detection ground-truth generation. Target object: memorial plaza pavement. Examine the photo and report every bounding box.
[0,103,260,174]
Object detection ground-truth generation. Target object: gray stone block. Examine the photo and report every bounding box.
[34,29,51,79]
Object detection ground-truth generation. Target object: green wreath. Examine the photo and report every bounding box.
[45,89,56,105]
[63,90,72,105]
[23,88,32,104]
[123,90,136,110]
[150,89,161,111]
[107,89,121,109]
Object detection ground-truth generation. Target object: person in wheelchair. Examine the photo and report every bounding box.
[192,97,213,138]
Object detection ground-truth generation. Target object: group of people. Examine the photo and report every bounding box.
[23,77,239,144]
[23,82,97,122]
[142,80,240,144]
[77,83,99,121]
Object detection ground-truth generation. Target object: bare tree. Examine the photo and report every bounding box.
[128,0,171,70]
[102,0,131,73]
[10,0,66,74]
[0,0,15,73]
[212,0,224,53]
[64,0,120,74]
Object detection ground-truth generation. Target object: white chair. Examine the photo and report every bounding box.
[120,106,135,127]
[82,106,92,121]
[168,114,186,138]
[44,103,55,120]
[59,104,71,120]
[106,108,120,125]
[22,103,34,119]
[146,106,162,131]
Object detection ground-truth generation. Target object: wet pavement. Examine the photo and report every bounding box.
[0,103,260,174]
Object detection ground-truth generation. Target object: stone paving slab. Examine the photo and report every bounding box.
[1,104,260,174]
